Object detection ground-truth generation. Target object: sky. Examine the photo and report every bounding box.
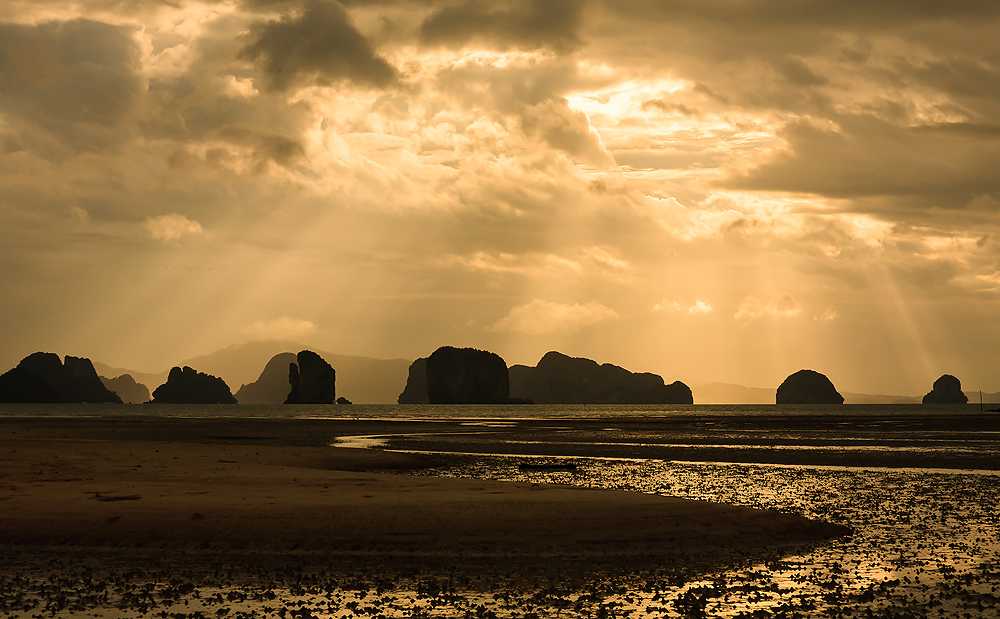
[1,0,999,394]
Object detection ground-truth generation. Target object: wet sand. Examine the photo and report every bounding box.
[4,411,996,615]
[0,416,845,581]
[366,411,1000,470]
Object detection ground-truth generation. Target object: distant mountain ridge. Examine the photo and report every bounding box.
[100,374,150,404]
[694,382,927,404]
[92,363,164,395]
[234,352,296,404]
[96,341,410,404]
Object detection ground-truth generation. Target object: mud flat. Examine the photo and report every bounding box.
[0,417,844,568]
[0,416,846,615]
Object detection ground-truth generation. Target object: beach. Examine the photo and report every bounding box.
[2,407,997,616]
[0,416,842,558]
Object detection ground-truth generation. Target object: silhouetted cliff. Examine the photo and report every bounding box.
[235,352,296,404]
[0,352,121,403]
[100,374,150,404]
[398,357,429,403]
[285,350,335,404]
[152,366,236,404]
[426,347,509,404]
[922,374,968,404]
[509,351,693,404]
[776,369,844,404]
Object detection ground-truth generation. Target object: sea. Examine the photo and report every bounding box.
[0,401,986,418]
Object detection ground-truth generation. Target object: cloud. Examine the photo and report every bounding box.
[687,299,714,315]
[492,299,618,334]
[521,99,615,167]
[813,308,839,321]
[734,296,803,321]
[240,0,398,91]
[442,246,630,278]
[243,316,317,341]
[652,300,682,313]
[653,299,714,315]
[144,214,204,241]
[444,251,581,276]
[730,115,1000,199]
[0,18,144,154]
[433,56,615,165]
[68,206,89,223]
[581,246,631,272]
[420,0,585,52]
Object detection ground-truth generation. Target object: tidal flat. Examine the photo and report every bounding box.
[0,407,997,617]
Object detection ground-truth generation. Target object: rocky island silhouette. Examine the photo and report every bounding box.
[922,374,969,404]
[426,346,510,404]
[152,366,237,404]
[397,357,429,404]
[0,352,121,403]
[285,350,336,404]
[509,351,693,404]
[0,347,987,408]
[776,369,844,405]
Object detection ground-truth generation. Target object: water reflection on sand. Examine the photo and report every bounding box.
[425,454,1000,616]
[337,411,1000,615]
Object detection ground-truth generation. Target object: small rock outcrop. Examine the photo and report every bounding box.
[776,369,844,405]
[152,366,236,404]
[922,374,968,404]
[397,357,429,404]
[426,346,509,404]
[509,351,693,404]
[235,352,296,404]
[100,374,150,404]
[285,350,335,404]
[0,352,121,403]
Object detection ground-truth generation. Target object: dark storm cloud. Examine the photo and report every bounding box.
[420,0,585,52]
[146,71,312,170]
[0,19,144,154]
[217,128,307,169]
[731,114,1000,200]
[144,13,314,170]
[600,0,1000,31]
[239,0,301,9]
[239,0,399,90]
[587,0,1000,102]
[773,57,828,87]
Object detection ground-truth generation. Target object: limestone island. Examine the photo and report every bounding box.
[509,351,693,404]
[152,366,237,404]
[922,374,968,404]
[776,369,844,405]
[0,352,121,403]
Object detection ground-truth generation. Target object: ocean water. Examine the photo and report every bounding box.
[0,401,984,418]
